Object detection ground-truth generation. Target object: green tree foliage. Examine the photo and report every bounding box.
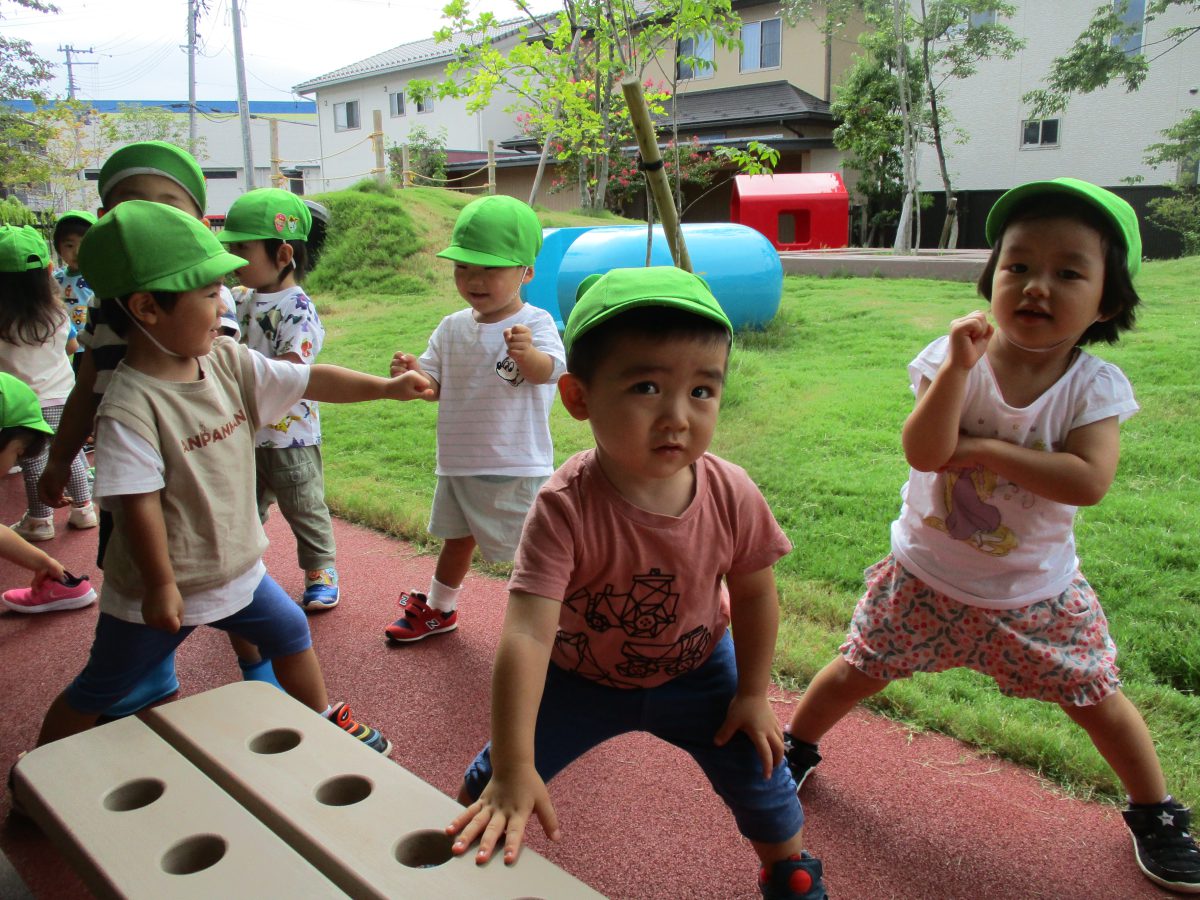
[1023,0,1200,117]
[387,125,449,184]
[0,195,36,226]
[0,0,58,190]
[1144,111,1200,255]
[411,0,743,211]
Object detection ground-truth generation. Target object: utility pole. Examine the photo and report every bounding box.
[185,0,198,155]
[57,45,97,100]
[230,0,255,190]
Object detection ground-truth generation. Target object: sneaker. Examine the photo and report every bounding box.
[783,732,822,791]
[68,502,98,529]
[10,513,53,542]
[2,573,96,613]
[759,852,827,900]
[1123,799,1200,893]
[86,466,95,484]
[328,702,391,755]
[384,591,457,643]
[302,566,340,611]
[6,465,20,476]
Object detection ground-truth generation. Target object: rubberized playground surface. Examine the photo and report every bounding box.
[0,470,1167,898]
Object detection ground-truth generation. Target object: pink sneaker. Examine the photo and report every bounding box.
[2,574,96,613]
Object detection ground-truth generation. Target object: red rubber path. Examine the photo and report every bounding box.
[0,469,1168,898]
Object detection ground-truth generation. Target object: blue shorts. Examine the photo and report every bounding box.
[463,631,804,845]
[65,573,311,714]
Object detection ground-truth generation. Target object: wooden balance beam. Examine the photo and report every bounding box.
[13,681,603,899]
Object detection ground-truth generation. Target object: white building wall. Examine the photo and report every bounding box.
[915,1,1200,192]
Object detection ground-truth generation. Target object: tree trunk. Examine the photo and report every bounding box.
[920,0,957,249]
[893,0,915,253]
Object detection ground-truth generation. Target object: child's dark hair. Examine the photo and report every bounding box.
[977,194,1140,345]
[0,426,48,461]
[0,269,62,345]
[100,291,180,338]
[52,218,91,252]
[566,306,732,383]
[264,238,309,284]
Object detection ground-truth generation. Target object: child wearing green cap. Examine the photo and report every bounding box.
[384,194,565,643]
[219,188,340,611]
[446,266,826,900]
[51,210,97,372]
[38,140,258,717]
[0,373,96,614]
[781,179,1198,894]
[0,224,98,547]
[33,200,434,752]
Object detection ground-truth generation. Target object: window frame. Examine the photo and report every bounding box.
[1111,0,1146,54]
[1020,117,1061,149]
[389,91,405,118]
[333,100,360,132]
[677,33,715,81]
[740,18,782,73]
[416,96,434,114]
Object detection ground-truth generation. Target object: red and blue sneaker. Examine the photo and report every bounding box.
[759,852,827,900]
[384,590,457,643]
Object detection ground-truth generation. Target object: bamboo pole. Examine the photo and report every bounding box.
[620,75,691,272]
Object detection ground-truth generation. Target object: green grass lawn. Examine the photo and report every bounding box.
[308,184,1200,808]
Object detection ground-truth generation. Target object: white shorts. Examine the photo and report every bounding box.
[428,474,547,562]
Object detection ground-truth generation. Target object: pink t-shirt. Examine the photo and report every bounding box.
[510,450,792,689]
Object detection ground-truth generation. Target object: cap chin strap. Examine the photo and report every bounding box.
[115,296,187,359]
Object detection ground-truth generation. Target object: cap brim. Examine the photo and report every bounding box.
[437,246,527,268]
[142,250,248,293]
[217,229,272,244]
[565,296,732,352]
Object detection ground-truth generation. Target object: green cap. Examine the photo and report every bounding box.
[564,266,732,353]
[0,373,54,436]
[56,209,98,229]
[985,177,1142,279]
[218,188,312,243]
[78,200,247,298]
[437,195,542,268]
[0,225,49,272]
[98,140,207,212]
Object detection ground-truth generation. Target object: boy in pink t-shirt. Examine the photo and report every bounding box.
[445,267,826,900]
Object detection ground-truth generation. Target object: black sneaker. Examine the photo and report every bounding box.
[758,851,827,900]
[1122,799,1200,893]
[783,732,822,792]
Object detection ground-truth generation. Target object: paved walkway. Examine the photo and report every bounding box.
[0,469,1167,898]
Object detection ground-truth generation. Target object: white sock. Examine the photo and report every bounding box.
[321,705,333,718]
[426,577,461,613]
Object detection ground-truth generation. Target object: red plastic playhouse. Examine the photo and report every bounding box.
[730,173,849,251]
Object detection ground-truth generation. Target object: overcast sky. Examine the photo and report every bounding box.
[9,0,559,103]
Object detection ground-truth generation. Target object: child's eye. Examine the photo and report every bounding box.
[692,385,716,399]
[1059,269,1082,280]
[631,381,658,395]
[1003,263,1027,274]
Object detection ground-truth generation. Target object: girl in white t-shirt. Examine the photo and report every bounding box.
[0,226,96,544]
[783,180,1200,895]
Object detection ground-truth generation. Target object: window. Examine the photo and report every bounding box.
[334,100,360,132]
[416,96,434,114]
[1021,118,1060,148]
[1111,0,1145,54]
[677,34,715,80]
[969,9,997,28]
[740,18,781,72]
[389,91,405,117]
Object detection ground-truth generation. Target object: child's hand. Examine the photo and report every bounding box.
[714,693,785,780]
[503,324,534,362]
[387,370,437,402]
[37,461,73,509]
[946,310,993,371]
[30,556,67,589]
[142,583,184,634]
[390,351,423,378]
[445,765,560,866]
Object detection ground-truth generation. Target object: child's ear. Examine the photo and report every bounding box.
[126,291,160,325]
[557,373,590,421]
[275,242,295,268]
[522,266,535,284]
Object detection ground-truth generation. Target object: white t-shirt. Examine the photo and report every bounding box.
[419,303,565,476]
[891,336,1139,610]
[0,310,75,405]
[92,348,309,625]
[234,284,324,448]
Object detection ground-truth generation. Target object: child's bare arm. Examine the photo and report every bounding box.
[0,527,66,585]
[715,566,785,779]
[902,311,993,472]
[948,415,1121,506]
[446,591,562,865]
[503,325,556,384]
[40,348,101,508]
[304,364,436,403]
[390,351,440,400]
[121,491,184,633]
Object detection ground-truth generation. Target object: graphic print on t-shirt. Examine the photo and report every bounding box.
[495,354,525,387]
[923,465,1019,556]
[555,569,712,687]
